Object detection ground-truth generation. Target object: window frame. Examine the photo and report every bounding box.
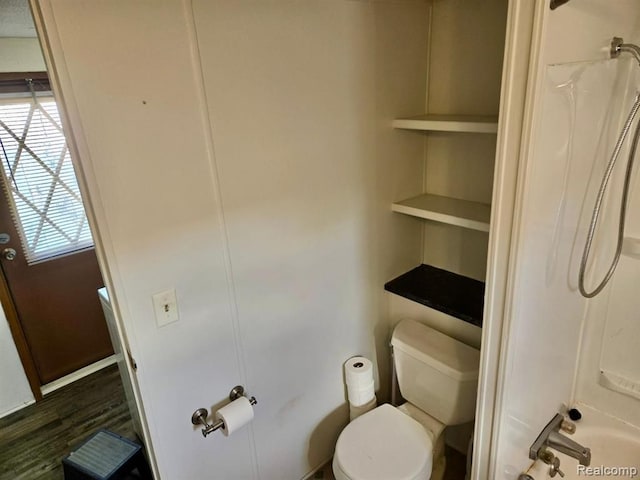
[0,73,94,264]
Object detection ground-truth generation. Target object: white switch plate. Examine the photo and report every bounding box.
[152,288,179,327]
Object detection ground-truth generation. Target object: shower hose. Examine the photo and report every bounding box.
[578,93,640,298]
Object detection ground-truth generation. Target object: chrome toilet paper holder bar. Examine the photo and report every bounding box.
[191,385,257,437]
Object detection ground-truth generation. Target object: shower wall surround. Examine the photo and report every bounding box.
[575,63,640,429]
[492,1,640,478]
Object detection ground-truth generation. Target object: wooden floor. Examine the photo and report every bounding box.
[0,365,138,480]
[443,447,468,480]
[1,365,469,480]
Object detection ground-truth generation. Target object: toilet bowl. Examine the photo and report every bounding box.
[332,404,432,480]
[333,319,480,480]
[333,403,446,480]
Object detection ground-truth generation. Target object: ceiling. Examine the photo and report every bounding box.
[0,0,37,37]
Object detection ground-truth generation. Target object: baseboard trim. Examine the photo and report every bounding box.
[302,456,333,480]
[0,399,36,419]
[41,355,117,396]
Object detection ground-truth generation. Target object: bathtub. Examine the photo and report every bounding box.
[527,404,640,479]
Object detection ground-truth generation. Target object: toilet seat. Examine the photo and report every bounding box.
[333,404,433,480]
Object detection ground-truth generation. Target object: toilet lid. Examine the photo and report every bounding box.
[334,404,433,480]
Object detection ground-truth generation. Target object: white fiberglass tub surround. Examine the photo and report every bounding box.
[528,404,640,480]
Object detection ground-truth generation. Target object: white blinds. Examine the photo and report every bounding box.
[0,96,94,264]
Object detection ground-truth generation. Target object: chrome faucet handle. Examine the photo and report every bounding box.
[549,457,565,478]
[539,449,565,478]
[560,419,576,434]
[539,448,555,464]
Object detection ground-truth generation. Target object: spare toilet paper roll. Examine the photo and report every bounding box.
[347,382,375,407]
[349,395,377,421]
[215,397,254,436]
[344,357,374,386]
[347,379,374,395]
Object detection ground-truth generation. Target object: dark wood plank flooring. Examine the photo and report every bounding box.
[443,446,468,480]
[1,365,469,480]
[0,365,138,480]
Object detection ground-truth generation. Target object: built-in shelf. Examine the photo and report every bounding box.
[392,193,490,232]
[600,369,640,401]
[385,264,485,327]
[392,114,499,134]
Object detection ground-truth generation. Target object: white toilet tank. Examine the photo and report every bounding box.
[391,319,480,426]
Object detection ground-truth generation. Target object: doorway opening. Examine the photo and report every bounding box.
[0,71,112,393]
[0,3,148,479]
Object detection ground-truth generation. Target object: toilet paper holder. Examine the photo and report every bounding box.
[191,385,257,437]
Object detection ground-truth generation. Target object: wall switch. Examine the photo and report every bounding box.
[152,288,179,327]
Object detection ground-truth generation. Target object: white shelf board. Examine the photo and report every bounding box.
[392,114,499,133]
[392,193,491,232]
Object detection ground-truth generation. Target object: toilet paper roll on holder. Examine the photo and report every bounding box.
[191,385,257,437]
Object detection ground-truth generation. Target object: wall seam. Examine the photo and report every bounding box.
[181,1,260,478]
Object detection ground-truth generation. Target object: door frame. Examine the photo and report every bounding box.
[470,0,539,478]
[0,263,42,401]
[29,1,160,477]
[0,70,110,397]
[0,70,54,402]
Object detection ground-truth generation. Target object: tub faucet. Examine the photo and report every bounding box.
[546,429,591,466]
[530,413,591,467]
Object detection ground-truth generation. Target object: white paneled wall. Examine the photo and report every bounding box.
[36,0,429,478]
[38,2,255,478]
[192,1,428,476]
[0,304,34,417]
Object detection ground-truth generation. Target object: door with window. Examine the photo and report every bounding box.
[0,76,112,386]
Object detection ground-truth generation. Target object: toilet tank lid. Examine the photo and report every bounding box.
[391,319,480,382]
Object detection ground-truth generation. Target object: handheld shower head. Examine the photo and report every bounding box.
[611,37,640,66]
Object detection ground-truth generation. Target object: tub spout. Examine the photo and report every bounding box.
[530,413,592,468]
[547,430,591,466]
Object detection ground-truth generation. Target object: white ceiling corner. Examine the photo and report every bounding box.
[0,0,37,38]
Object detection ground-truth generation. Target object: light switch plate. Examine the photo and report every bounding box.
[152,288,179,327]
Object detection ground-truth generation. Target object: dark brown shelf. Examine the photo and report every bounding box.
[384,264,485,327]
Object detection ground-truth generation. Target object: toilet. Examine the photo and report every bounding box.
[333,319,480,480]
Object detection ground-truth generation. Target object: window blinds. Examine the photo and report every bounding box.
[0,96,94,264]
